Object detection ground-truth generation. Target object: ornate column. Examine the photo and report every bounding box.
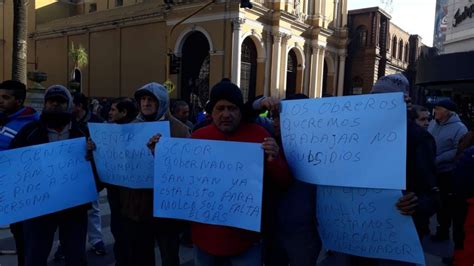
[279,34,291,98]
[270,32,282,97]
[303,43,311,95]
[337,54,346,96]
[231,18,245,86]
[264,31,272,96]
[316,46,326,98]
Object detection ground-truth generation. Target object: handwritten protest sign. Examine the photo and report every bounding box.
[153,138,263,232]
[317,186,425,265]
[0,138,98,225]
[280,93,406,189]
[89,122,170,188]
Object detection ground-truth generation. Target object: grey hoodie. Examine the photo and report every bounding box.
[134,82,169,122]
[428,113,468,172]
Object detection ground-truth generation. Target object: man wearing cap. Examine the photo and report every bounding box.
[9,85,94,266]
[119,82,190,266]
[0,80,39,266]
[148,79,292,265]
[428,99,468,247]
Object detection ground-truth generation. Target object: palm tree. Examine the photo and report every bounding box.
[12,0,29,84]
[69,42,88,69]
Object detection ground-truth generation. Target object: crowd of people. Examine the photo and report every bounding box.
[0,73,473,266]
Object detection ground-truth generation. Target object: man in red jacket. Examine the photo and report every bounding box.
[149,79,291,265]
[192,79,291,265]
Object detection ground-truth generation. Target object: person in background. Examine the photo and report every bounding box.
[107,97,138,265]
[171,100,193,129]
[411,105,431,130]
[0,80,39,266]
[429,99,468,251]
[251,94,322,266]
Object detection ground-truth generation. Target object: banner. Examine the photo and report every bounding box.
[153,138,264,232]
[0,138,97,224]
[317,186,425,265]
[280,93,407,189]
[89,121,170,188]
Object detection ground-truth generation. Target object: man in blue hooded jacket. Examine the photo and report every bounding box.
[0,80,39,266]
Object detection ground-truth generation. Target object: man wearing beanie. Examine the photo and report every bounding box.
[148,79,291,265]
[9,85,94,266]
[0,80,39,266]
[429,99,468,249]
[117,82,190,266]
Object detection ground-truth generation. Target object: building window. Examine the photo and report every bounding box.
[89,3,97,12]
[240,37,257,102]
[391,36,397,58]
[398,40,403,60]
[116,0,123,7]
[356,26,368,47]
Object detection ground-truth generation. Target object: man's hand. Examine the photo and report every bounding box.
[262,137,279,162]
[396,192,418,215]
[86,138,96,161]
[147,134,162,156]
[87,138,96,152]
[260,97,281,113]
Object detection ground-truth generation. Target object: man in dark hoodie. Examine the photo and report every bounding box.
[0,80,39,266]
[10,85,93,266]
[120,83,190,266]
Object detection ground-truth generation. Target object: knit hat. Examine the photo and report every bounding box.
[371,73,409,94]
[435,99,457,112]
[208,79,244,112]
[44,85,73,113]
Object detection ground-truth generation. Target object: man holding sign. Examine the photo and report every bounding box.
[149,79,291,266]
[119,83,190,266]
[9,85,98,266]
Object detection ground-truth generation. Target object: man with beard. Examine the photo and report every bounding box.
[10,85,94,266]
[0,80,39,266]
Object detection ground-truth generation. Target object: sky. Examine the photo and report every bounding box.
[348,0,437,46]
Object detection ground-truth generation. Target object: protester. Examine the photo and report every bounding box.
[149,79,292,266]
[0,80,39,266]
[119,82,190,266]
[52,93,107,259]
[252,94,322,266]
[9,85,96,266]
[428,99,468,248]
[106,97,138,266]
[171,100,193,129]
[411,104,431,130]
[349,73,439,265]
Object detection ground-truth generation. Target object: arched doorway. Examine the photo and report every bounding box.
[286,49,298,98]
[180,31,210,120]
[240,37,257,102]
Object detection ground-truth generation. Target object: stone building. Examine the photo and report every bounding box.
[1,0,349,104]
[344,7,425,95]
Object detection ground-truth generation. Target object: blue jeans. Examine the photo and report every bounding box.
[87,200,103,246]
[194,243,262,266]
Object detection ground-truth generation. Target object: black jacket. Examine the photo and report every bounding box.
[406,120,440,236]
[10,119,100,212]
